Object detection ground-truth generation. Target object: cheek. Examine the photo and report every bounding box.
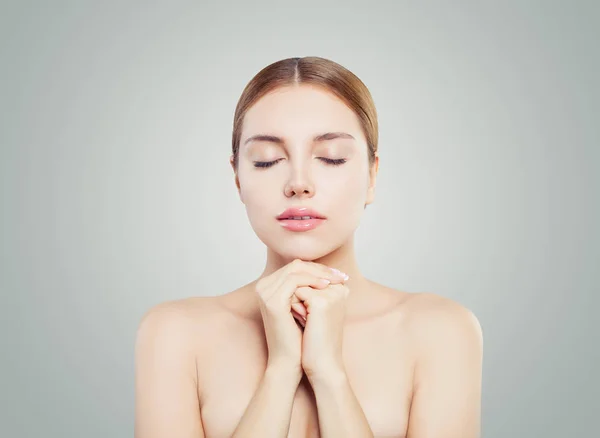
[239,172,277,211]
[320,168,369,204]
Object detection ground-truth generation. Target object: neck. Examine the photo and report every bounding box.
[259,235,369,293]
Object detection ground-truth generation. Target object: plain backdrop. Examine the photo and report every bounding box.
[1,1,598,437]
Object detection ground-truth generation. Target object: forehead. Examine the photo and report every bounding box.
[242,84,364,141]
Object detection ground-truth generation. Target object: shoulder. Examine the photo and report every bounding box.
[403,292,483,378]
[398,293,483,436]
[135,291,251,349]
[135,296,226,358]
[135,297,229,436]
[405,292,483,349]
[137,296,214,334]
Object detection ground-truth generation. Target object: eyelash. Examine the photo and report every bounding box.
[253,158,347,168]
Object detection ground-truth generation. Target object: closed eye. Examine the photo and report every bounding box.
[252,157,347,169]
[253,159,283,168]
[318,157,347,166]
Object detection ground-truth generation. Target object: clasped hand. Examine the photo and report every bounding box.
[291,264,350,381]
[255,259,351,383]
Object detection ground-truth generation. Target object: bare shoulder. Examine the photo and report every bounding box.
[395,292,483,436]
[373,286,483,353]
[134,296,236,437]
[136,296,219,338]
[135,290,255,352]
[401,292,484,369]
[403,292,483,340]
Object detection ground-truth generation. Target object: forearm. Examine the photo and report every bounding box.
[310,371,374,438]
[231,365,302,438]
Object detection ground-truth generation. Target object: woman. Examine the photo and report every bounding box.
[135,56,483,438]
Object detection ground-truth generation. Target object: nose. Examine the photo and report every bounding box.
[284,166,315,199]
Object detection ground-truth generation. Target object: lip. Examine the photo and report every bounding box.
[277,207,326,220]
[276,207,327,232]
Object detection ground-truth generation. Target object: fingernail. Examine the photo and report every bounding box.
[320,278,331,286]
[331,268,349,280]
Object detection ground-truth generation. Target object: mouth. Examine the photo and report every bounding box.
[278,215,323,220]
[276,207,326,221]
[276,207,327,232]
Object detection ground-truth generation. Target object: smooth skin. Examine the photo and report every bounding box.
[233,260,356,437]
[134,84,483,437]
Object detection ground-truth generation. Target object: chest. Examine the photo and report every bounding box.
[198,319,414,438]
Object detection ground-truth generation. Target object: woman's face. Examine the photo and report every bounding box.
[233,84,377,261]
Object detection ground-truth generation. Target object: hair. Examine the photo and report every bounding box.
[231,56,379,171]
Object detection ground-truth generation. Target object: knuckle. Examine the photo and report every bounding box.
[329,284,348,298]
[287,272,301,283]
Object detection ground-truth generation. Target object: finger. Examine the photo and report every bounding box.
[259,261,340,302]
[325,283,350,295]
[294,286,321,304]
[260,260,348,295]
[291,309,306,328]
[291,306,306,320]
[264,273,331,306]
[291,301,307,318]
[303,261,350,282]
[286,259,349,283]
[295,285,349,307]
[257,258,324,291]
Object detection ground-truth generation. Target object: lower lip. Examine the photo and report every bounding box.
[277,218,326,231]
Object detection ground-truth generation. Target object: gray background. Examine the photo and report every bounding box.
[1,1,598,437]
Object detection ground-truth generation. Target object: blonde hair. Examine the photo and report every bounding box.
[231,56,378,170]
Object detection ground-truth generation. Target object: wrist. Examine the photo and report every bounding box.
[265,361,303,384]
[305,366,348,388]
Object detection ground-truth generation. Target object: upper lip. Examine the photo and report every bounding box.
[277,207,327,220]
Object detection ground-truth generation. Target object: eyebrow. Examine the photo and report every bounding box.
[243,131,355,146]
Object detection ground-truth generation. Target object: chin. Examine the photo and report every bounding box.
[276,247,329,262]
[250,218,355,261]
[265,236,343,262]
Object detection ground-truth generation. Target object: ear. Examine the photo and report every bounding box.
[365,154,379,206]
[230,155,244,203]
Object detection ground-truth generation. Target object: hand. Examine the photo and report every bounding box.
[289,267,348,328]
[254,259,348,375]
[294,279,350,382]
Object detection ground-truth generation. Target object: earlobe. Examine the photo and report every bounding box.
[365,188,375,206]
[230,155,244,203]
[234,174,244,203]
[365,182,376,205]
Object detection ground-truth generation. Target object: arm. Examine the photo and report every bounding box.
[308,371,374,438]
[134,302,204,438]
[406,297,484,438]
[231,364,303,438]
